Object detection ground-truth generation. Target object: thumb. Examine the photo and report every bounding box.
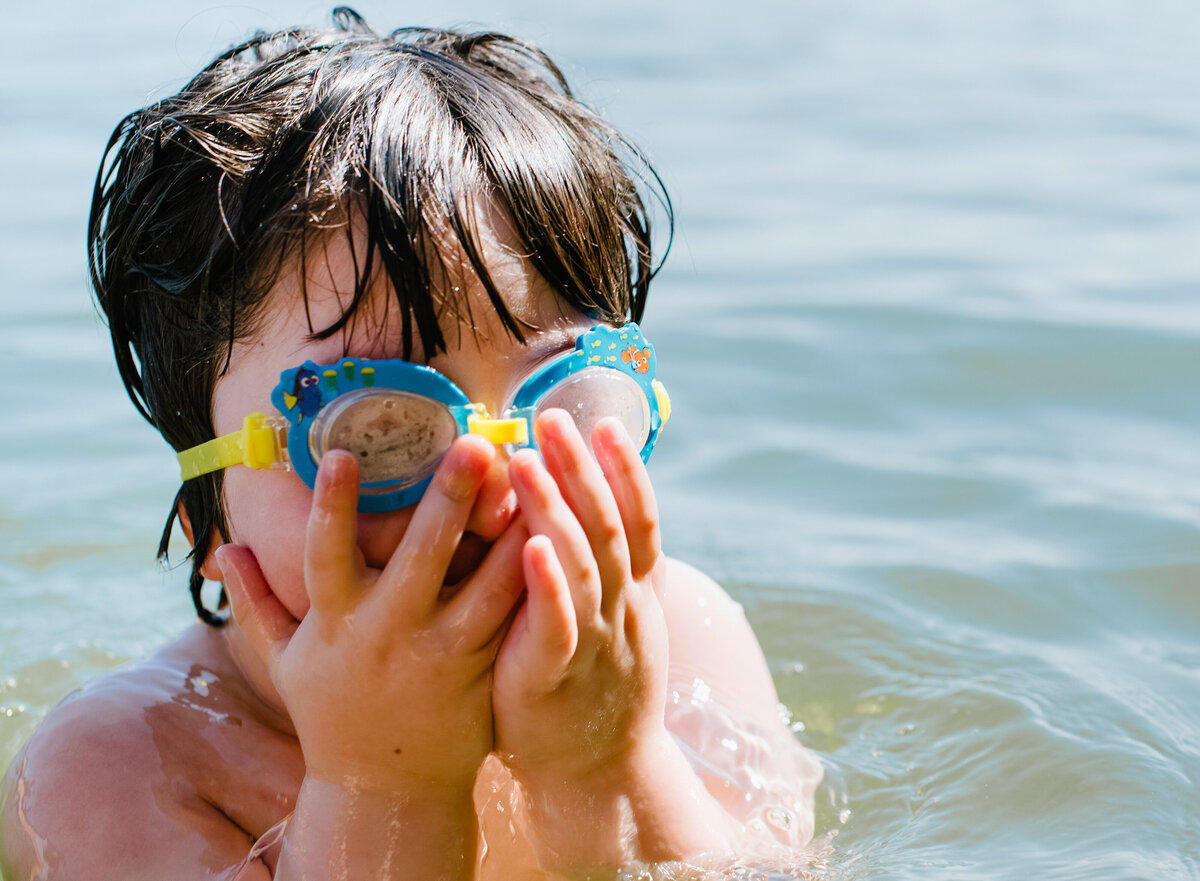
[215,544,297,664]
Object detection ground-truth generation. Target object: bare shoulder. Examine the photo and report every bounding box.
[659,557,781,723]
[659,560,823,847]
[0,626,293,881]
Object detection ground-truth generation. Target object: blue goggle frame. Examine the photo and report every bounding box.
[177,323,670,512]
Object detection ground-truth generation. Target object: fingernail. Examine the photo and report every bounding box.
[508,447,543,479]
[444,469,477,500]
[593,419,634,464]
[533,408,571,443]
[317,449,355,487]
[595,416,626,442]
[441,451,486,501]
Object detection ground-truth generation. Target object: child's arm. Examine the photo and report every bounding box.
[219,439,527,880]
[492,411,741,872]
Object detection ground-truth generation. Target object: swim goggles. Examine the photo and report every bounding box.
[177,324,671,512]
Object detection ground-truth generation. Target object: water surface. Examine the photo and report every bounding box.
[3,2,1199,878]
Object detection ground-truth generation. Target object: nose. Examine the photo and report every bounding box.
[464,437,518,540]
[452,373,525,539]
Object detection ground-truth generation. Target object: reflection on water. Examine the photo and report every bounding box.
[3,1,1200,878]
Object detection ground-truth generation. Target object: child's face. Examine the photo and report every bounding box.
[210,214,594,620]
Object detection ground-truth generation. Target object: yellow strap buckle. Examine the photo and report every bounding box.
[466,405,529,446]
[177,413,284,480]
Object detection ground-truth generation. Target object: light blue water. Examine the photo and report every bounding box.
[3,2,1200,878]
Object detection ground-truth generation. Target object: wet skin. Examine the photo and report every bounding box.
[0,556,788,879]
[0,224,815,879]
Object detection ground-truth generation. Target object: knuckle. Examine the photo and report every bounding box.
[626,507,659,541]
[607,445,643,481]
[546,440,584,477]
[593,516,625,550]
[576,557,602,587]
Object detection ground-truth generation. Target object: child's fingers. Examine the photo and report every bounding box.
[498,534,578,690]
[533,409,632,603]
[592,417,662,582]
[377,434,493,620]
[443,514,530,651]
[509,448,603,625]
[304,449,365,615]
[216,543,297,664]
[522,535,579,681]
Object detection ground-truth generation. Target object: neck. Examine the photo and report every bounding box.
[217,620,297,736]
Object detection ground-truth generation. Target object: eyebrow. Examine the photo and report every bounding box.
[509,328,577,373]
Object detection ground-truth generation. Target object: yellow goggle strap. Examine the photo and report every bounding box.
[177,413,283,480]
[653,380,671,425]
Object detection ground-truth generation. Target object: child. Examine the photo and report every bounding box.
[1,10,820,879]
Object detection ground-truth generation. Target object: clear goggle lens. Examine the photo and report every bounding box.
[512,366,651,456]
[306,367,651,488]
[174,322,665,513]
[309,389,458,493]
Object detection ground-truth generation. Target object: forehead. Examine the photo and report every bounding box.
[214,201,579,421]
[258,196,571,349]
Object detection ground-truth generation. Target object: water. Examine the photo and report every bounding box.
[3,1,1199,878]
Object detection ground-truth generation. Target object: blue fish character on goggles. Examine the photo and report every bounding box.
[177,324,671,512]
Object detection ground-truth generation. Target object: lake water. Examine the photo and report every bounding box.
[3,1,1199,878]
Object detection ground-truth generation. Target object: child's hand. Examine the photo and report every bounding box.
[217,436,527,794]
[493,409,670,780]
[493,411,741,868]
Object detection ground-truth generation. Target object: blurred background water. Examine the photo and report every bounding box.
[3,1,1199,878]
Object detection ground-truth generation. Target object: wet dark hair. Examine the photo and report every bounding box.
[88,7,670,625]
